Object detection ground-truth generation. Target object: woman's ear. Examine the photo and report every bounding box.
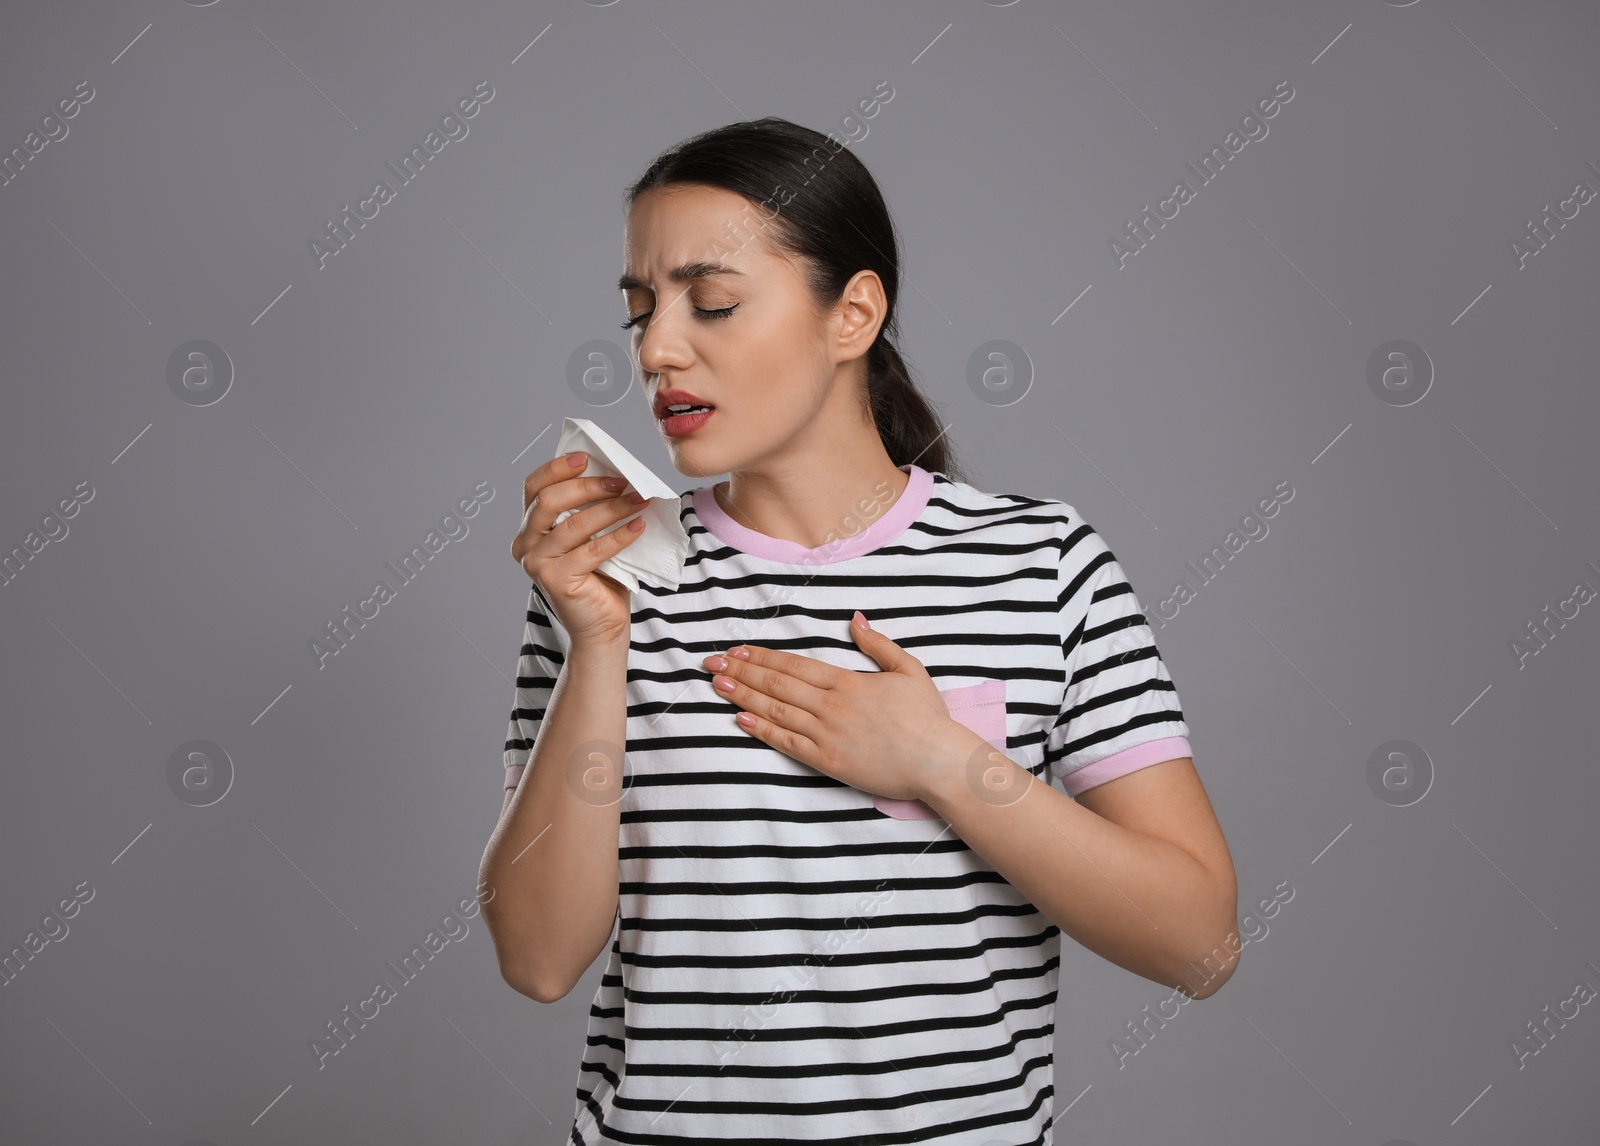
[832,268,887,363]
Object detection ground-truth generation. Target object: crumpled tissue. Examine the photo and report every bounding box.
[551,417,689,592]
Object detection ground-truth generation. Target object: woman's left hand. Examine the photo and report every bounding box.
[700,611,982,804]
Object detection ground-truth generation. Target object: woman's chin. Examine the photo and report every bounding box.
[664,442,723,479]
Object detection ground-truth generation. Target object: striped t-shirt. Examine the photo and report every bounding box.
[502,462,1192,1145]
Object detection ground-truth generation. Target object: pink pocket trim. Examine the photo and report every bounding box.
[874,679,1007,820]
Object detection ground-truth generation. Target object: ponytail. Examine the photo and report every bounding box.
[866,337,963,482]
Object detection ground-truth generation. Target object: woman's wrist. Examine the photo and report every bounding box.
[565,634,631,670]
[917,722,996,809]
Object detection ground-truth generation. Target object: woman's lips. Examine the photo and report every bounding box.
[659,407,715,437]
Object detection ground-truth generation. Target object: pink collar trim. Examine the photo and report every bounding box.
[691,464,933,565]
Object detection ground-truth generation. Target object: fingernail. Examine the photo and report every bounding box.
[602,476,626,491]
[853,611,870,631]
[567,452,587,468]
[628,491,647,504]
[727,646,750,660]
[714,675,735,692]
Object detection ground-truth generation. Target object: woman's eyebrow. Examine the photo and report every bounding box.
[618,261,743,292]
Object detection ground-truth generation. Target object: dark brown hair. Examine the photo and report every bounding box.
[624,116,965,482]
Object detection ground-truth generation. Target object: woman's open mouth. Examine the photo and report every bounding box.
[659,405,715,436]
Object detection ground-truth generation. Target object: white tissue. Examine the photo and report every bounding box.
[551,417,689,592]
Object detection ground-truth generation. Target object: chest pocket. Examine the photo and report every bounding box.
[873,678,1007,820]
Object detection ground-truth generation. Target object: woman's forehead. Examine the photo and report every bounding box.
[623,188,781,280]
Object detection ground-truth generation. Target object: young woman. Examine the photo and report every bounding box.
[480,117,1237,1145]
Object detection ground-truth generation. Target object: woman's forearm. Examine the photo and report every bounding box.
[920,729,1238,996]
[480,639,630,1001]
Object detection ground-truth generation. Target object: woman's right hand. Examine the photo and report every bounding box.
[511,451,653,648]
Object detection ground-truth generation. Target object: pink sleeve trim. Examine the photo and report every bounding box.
[504,763,525,790]
[1062,736,1192,798]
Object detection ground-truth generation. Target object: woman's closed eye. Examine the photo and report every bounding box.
[621,303,739,330]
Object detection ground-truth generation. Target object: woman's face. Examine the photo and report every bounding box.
[620,182,845,479]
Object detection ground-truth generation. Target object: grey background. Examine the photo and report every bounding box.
[2,0,1596,1142]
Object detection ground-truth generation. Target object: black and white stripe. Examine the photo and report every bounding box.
[503,467,1190,1144]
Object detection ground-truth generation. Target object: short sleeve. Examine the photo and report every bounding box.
[502,582,568,790]
[1043,517,1192,797]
